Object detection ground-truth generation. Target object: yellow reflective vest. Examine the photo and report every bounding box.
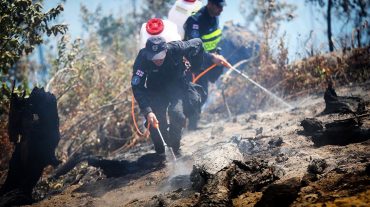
[184,6,222,53]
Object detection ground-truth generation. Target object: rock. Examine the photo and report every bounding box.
[307,159,327,174]
[255,127,263,136]
[255,177,302,207]
[237,139,262,155]
[268,137,283,148]
[147,195,167,207]
[231,135,242,144]
[192,142,244,176]
[301,173,318,186]
[190,142,243,190]
[275,153,289,163]
[246,114,257,122]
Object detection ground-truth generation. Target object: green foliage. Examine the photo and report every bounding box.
[80,5,128,52]
[0,0,68,74]
[46,35,135,158]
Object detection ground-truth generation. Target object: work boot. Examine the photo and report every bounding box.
[154,144,165,154]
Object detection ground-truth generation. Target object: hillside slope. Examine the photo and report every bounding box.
[28,82,370,207]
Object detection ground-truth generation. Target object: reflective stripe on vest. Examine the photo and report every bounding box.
[201,29,222,52]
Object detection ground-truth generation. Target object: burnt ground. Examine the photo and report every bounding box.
[25,82,369,207]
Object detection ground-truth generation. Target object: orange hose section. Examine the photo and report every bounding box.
[131,94,150,136]
[192,63,217,83]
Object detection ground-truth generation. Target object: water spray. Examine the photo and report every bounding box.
[192,59,293,109]
[225,63,293,109]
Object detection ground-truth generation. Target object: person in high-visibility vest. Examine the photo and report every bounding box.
[183,0,230,130]
[131,36,205,155]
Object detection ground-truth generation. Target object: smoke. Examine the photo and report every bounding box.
[159,157,193,192]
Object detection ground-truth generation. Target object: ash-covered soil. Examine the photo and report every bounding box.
[27,82,370,207]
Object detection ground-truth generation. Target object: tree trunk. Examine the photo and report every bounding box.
[327,0,334,52]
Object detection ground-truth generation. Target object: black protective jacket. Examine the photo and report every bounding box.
[131,38,204,116]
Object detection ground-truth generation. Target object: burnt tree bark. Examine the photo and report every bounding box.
[196,160,279,207]
[301,116,369,147]
[0,87,60,206]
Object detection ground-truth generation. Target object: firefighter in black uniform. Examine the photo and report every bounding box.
[131,36,204,155]
[183,0,230,130]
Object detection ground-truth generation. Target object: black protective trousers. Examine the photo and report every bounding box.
[147,85,186,154]
[188,59,223,130]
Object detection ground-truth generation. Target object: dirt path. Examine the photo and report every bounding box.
[28,83,370,207]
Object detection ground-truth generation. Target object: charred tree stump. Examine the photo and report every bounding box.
[301,117,370,147]
[301,83,369,147]
[0,87,60,206]
[322,82,365,115]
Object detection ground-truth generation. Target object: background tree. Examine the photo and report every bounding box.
[0,0,67,77]
[79,0,175,59]
[305,0,369,51]
[240,0,296,61]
